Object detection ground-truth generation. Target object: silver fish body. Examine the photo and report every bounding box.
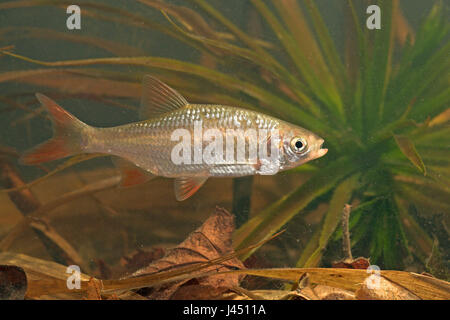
[88,105,276,177]
[22,76,328,200]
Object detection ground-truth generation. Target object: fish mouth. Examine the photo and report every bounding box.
[315,139,328,158]
[317,148,328,158]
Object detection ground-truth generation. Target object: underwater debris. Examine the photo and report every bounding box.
[132,206,246,299]
[0,265,27,300]
[332,204,371,270]
[355,275,421,300]
[0,157,84,267]
[0,0,448,301]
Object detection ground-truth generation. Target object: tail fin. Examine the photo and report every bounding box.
[20,94,87,165]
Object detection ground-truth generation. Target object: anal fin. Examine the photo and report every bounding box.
[174,177,208,201]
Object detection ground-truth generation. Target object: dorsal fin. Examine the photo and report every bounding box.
[140,75,189,119]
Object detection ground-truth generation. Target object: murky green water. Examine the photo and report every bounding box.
[0,0,448,288]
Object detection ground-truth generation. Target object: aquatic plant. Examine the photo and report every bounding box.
[0,0,448,274]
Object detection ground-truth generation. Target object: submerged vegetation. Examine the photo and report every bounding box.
[0,0,449,289]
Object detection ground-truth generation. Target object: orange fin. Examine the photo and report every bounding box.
[174,177,208,201]
[139,75,188,119]
[20,94,87,165]
[113,158,156,187]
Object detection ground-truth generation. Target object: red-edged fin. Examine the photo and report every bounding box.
[20,94,87,165]
[113,158,156,187]
[174,177,208,201]
[140,75,188,119]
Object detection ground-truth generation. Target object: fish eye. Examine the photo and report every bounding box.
[290,137,307,153]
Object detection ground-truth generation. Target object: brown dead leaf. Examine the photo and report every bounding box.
[84,277,103,300]
[227,268,450,300]
[120,248,166,275]
[291,273,354,300]
[241,253,277,290]
[92,248,166,280]
[312,285,355,300]
[106,293,120,300]
[170,283,230,300]
[131,206,245,299]
[286,287,319,300]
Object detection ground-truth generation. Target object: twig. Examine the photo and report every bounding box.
[0,158,88,267]
[0,170,121,266]
[342,204,353,261]
[0,176,121,246]
[230,286,266,300]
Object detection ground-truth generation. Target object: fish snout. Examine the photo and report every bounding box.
[314,138,328,159]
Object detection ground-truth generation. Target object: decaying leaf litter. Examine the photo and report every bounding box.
[0,0,449,300]
[0,203,449,300]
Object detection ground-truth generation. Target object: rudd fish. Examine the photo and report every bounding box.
[21,76,328,201]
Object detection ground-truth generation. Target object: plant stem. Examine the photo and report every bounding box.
[232,176,254,228]
[342,204,353,260]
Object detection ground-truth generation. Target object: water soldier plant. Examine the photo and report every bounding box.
[0,0,448,275]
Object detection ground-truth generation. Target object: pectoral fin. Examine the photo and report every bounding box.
[174,177,208,201]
